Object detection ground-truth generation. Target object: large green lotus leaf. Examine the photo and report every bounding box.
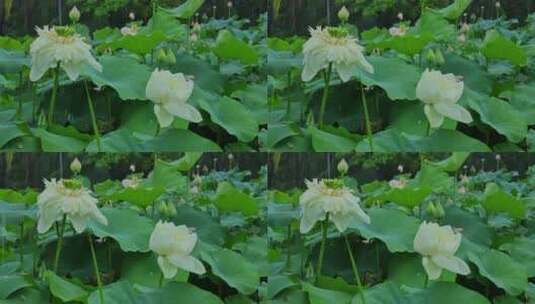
[483,183,526,219]
[150,158,189,191]
[369,33,433,56]
[432,0,473,20]
[85,128,145,152]
[500,84,535,125]
[160,0,206,19]
[87,207,154,252]
[231,83,268,125]
[212,30,259,65]
[377,186,432,208]
[267,275,300,299]
[200,243,260,295]
[413,165,454,192]
[0,49,29,74]
[0,202,34,225]
[442,206,493,247]
[45,270,88,303]
[482,30,527,66]
[121,254,188,288]
[414,11,456,41]
[468,249,528,296]
[32,128,88,152]
[266,123,301,148]
[352,56,420,101]
[195,92,258,143]
[173,205,225,246]
[0,37,24,51]
[350,208,420,253]
[0,288,48,303]
[442,53,493,95]
[407,282,490,304]
[215,182,258,216]
[0,123,30,148]
[500,238,535,277]
[82,55,152,101]
[87,281,153,304]
[352,281,409,304]
[106,185,165,208]
[120,102,158,136]
[0,274,32,299]
[462,90,527,144]
[142,129,221,152]
[104,31,166,55]
[173,152,203,171]
[425,152,470,172]
[302,282,352,304]
[387,255,427,289]
[143,10,187,38]
[267,50,303,74]
[172,52,225,94]
[0,189,37,205]
[308,126,359,152]
[151,282,222,304]
[356,129,490,152]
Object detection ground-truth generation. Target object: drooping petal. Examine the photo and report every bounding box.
[422,256,443,280]
[335,63,353,83]
[330,212,353,232]
[37,205,62,233]
[168,254,206,275]
[299,202,325,233]
[61,62,82,81]
[424,105,445,128]
[431,255,471,276]
[433,103,473,124]
[164,101,202,123]
[157,256,179,279]
[68,214,87,233]
[154,104,175,128]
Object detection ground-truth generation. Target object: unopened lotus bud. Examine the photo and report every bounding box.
[165,49,176,65]
[337,158,349,175]
[435,49,445,65]
[397,12,404,20]
[227,1,233,8]
[129,164,136,172]
[435,203,445,218]
[156,48,167,63]
[70,157,82,174]
[426,202,437,216]
[167,203,177,216]
[426,49,436,63]
[397,165,404,173]
[495,154,501,161]
[228,154,234,161]
[495,2,500,8]
[338,6,350,22]
[129,12,136,20]
[69,6,80,22]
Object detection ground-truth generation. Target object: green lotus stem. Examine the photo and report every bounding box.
[316,215,329,278]
[286,223,292,270]
[424,274,429,288]
[344,235,366,304]
[48,64,60,126]
[360,84,374,152]
[319,63,333,128]
[159,272,164,288]
[421,0,426,13]
[19,222,24,265]
[53,215,66,273]
[84,81,102,152]
[426,121,431,136]
[88,233,104,304]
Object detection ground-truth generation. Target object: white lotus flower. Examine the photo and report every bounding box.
[299,179,370,234]
[389,26,407,37]
[301,26,374,83]
[149,221,206,279]
[29,26,102,82]
[416,69,472,128]
[145,69,202,128]
[121,175,140,189]
[36,179,107,234]
[413,222,471,280]
[120,24,139,36]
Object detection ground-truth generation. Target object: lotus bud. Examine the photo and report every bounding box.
[397,12,404,20]
[435,49,445,65]
[425,49,436,63]
[165,49,176,65]
[129,12,136,20]
[156,48,167,63]
[70,157,82,174]
[338,6,350,23]
[227,1,233,8]
[129,164,136,172]
[495,2,500,8]
[337,158,349,175]
[426,202,437,216]
[435,203,445,218]
[69,6,80,22]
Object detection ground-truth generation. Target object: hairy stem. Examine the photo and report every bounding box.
[88,233,104,304]
[360,84,374,152]
[319,63,333,128]
[53,215,66,273]
[84,81,101,151]
[316,215,329,278]
[344,235,366,304]
[47,64,60,126]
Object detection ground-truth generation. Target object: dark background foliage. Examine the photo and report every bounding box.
[269,153,535,189]
[0,152,267,189]
[0,0,267,35]
[269,0,535,36]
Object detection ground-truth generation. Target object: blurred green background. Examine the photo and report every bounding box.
[0,0,267,35]
[269,0,535,36]
[0,152,267,189]
[269,153,535,189]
